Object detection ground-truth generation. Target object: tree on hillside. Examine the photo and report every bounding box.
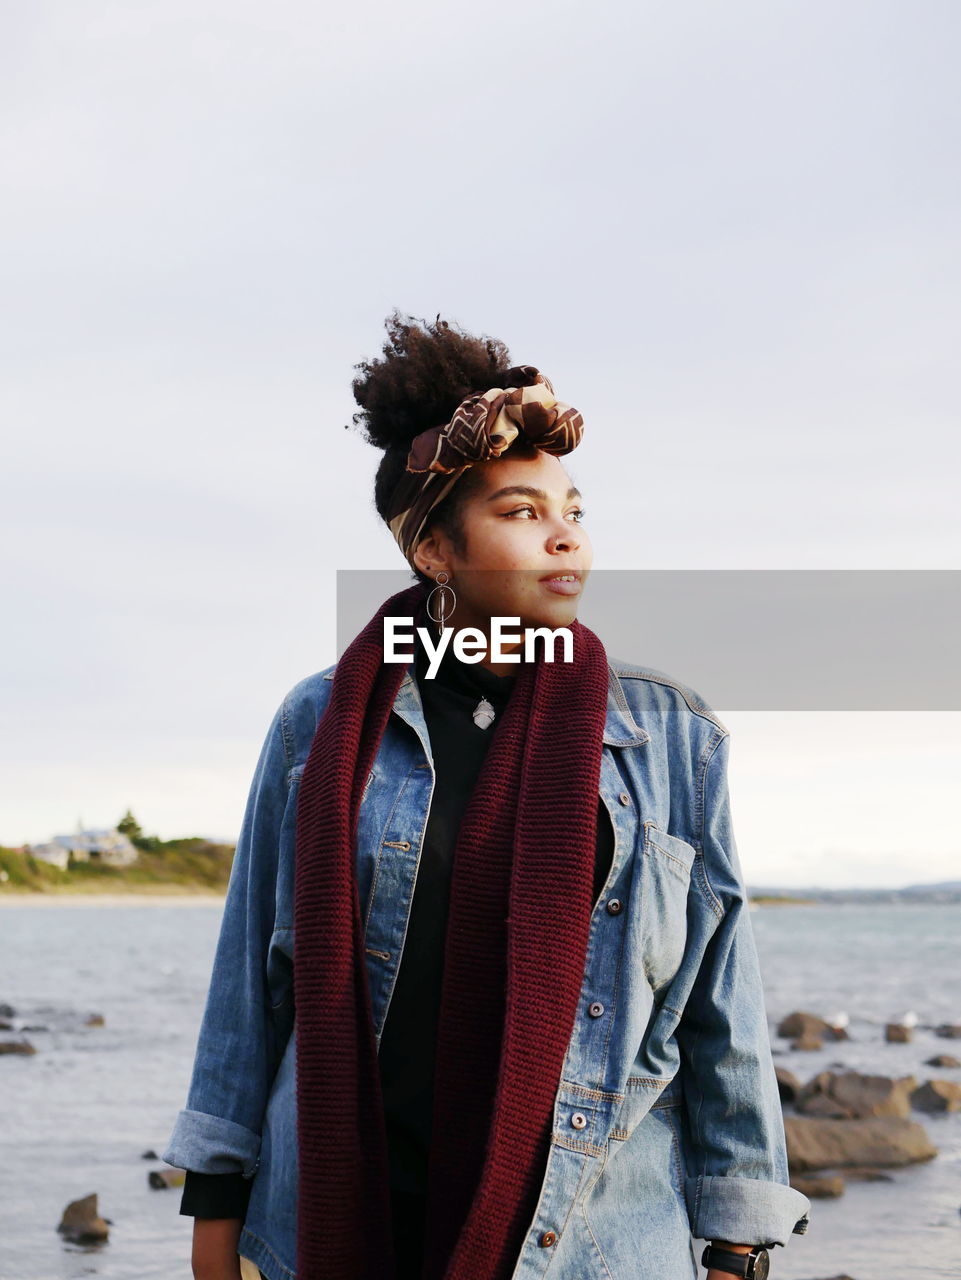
[117,810,143,842]
[117,809,161,850]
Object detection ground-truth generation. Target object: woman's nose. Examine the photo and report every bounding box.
[549,527,579,553]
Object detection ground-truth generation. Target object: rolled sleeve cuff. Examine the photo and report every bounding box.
[161,1108,262,1178]
[685,1174,811,1247]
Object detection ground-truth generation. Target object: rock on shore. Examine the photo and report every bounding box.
[57,1193,109,1244]
[910,1079,961,1112]
[785,1115,937,1172]
[797,1070,916,1119]
[0,1039,35,1055]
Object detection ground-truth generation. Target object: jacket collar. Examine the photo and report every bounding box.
[601,665,651,747]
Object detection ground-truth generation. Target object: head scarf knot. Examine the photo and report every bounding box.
[385,365,584,567]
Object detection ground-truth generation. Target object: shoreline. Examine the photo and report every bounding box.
[0,890,226,907]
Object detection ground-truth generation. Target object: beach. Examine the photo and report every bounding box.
[1,897,959,1278]
[0,891,227,907]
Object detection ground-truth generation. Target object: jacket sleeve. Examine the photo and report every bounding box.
[676,730,810,1247]
[161,699,292,1181]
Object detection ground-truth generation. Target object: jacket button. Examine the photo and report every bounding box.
[618,791,631,805]
[588,1001,605,1018]
[606,898,622,915]
[570,1111,587,1129]
[538,1230,557,1247]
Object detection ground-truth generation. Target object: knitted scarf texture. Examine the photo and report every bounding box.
[293,582,609,1280]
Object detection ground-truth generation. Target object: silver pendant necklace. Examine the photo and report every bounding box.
[472,696,496,730]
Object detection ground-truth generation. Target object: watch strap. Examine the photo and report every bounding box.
[701,1244,756,1276]
[701,1249,752,1280]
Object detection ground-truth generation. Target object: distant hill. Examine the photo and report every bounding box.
[748,880,961,904]
[0,838,235,894]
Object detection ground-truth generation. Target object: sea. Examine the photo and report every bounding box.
[1,897,959,1279]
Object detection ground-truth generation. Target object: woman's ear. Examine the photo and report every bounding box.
[412,531,452,578]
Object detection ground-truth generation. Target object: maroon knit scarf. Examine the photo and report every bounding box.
[293,583,609,1280]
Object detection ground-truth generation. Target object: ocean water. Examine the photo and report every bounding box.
[750,903,961,1279]
[1,898,958,1279]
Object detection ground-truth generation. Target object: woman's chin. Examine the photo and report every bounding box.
[515,602,578,634]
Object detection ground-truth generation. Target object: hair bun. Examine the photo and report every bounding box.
[348,309,514,452]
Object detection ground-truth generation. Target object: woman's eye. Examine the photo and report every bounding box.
[503,506,586,521]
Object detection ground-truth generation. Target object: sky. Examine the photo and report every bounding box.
[1,1,959,887]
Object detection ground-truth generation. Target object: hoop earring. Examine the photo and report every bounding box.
[426,571,456,630]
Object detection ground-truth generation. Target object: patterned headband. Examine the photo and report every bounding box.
[385,365,585,568]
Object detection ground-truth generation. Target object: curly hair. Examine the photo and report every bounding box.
[348,309,539,588]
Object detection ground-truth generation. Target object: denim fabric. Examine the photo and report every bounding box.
[162,657,810,1279]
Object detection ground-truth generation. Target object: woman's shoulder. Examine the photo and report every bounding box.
[272,662,339,767]
[605,654,729,738]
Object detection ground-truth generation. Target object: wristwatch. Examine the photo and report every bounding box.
[700,1244,770,1278]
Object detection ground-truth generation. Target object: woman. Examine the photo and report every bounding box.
[163,312,810,1280]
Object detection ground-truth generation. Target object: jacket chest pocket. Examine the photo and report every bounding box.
[632,822,697,996]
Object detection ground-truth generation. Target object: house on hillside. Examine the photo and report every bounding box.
[28,842,71,871]
[29,827,139,868]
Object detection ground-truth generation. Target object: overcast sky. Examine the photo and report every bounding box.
[2,1,959,886]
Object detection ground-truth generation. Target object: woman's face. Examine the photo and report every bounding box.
[414,449,593,641]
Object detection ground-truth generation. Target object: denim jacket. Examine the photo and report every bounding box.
[163,654,810,1280]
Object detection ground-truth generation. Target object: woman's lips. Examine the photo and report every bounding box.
[539,573,582,597]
